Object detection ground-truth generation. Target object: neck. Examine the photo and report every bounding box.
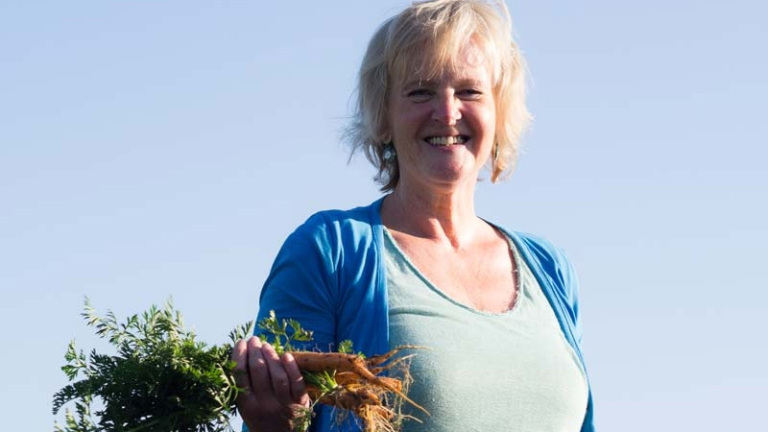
[382,181,481,249]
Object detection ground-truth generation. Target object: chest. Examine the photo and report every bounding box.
[391,232,518,313]
[384,237,589,432]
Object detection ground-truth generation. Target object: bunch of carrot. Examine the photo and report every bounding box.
[256,311,428,432]
[289,347,427,432]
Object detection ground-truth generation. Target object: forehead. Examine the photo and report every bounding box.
[390,39,497,88]
[392,42,495,88]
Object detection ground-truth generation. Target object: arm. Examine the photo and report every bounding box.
[234,214,341,431]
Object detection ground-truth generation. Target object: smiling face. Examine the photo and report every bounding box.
[387,42,497,195]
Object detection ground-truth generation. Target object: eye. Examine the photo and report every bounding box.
[457,88,483,100]
[406,88,433,102]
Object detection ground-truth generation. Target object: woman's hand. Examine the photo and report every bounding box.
[231,337,310,432]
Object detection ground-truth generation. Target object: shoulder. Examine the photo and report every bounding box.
[277,199,384,268]
[496,227,579,301]
[299,199,382,234]
[489,224,567,269]
[513,231,571,271]
[289,199,383,247]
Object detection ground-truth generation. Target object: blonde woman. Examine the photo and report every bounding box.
[233,1,596,431]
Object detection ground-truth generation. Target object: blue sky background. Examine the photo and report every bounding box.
[2,0,767,430]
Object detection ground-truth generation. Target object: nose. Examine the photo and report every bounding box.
[432,93,461,125]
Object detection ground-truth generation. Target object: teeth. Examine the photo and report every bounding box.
[426,136,467,146]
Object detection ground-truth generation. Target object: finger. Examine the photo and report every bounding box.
[261,342,294,404]
[231,339,251,392]
[246,337,273,399]
[282,352,309,406]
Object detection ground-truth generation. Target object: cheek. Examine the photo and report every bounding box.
[391,107,427,138]
[469,106,496,139]
[483,104,497,135]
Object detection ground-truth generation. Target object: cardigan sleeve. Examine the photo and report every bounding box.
[255,212,340,351]
[250,206,385,432]
[250,214,343,432]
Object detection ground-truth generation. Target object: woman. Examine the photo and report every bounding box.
[232,0,596,431]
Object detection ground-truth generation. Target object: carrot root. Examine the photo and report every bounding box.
[290,347,428,431]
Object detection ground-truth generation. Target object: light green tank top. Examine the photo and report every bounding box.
[384,228,588,432]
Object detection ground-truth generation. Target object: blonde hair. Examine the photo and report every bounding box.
[346,0,531,191]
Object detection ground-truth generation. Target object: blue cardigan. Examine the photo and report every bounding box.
[255,198,596,431]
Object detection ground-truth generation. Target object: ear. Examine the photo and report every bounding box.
[379,131,392,147]
[490,142,504,183]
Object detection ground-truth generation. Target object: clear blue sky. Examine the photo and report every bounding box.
[2,1,767,430]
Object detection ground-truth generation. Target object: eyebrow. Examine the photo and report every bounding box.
[400,79,434,90]
[400,78,486,90]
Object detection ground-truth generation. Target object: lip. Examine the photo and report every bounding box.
[424,135,470,146]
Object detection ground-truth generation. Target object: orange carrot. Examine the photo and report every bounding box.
[291,351,427,415]
[318,387,380,409]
